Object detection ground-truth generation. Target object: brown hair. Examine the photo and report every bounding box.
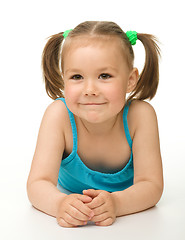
[42,21,160,101]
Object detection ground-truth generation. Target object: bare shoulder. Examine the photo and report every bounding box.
[41,99,70,131]
[37,99,71,149]
[44,99,68,121]
[129,100,157,118]
[129,100,157,124]
[127,100,158,139]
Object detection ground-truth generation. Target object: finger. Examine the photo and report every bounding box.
[91,202,106,216]
[86,195,104,209]
[69,204,93,221]
[95,217,114,226]
[91,211,108,222]
[57,217,77,228]
[64,212,88,226]
[77,194,93,203]
[72,198,94,218]
[83,189,101,198]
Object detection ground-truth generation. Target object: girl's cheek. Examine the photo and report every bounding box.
[64,84,75,97]
[64,85,80,107]
[105,85,126,101]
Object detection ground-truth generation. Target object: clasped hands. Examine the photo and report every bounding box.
[57,189,117,227]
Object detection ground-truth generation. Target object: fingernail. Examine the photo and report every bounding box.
[83,221,87,225]
[90,212,94,218]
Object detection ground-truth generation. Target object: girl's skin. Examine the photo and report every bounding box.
[27,36,163,227]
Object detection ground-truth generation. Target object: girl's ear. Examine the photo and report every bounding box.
[126,68,139,93]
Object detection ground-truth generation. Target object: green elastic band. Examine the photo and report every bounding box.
[126,31,138,45]
[63,29,73,39]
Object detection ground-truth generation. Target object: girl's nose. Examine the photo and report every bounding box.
[83,80,99,96]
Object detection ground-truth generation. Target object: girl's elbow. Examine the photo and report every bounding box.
[152,181,164,206]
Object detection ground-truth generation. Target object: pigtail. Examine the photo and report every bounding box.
[42,32,64,99]
[128,34,161,101]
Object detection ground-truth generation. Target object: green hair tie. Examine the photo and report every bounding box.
[63,29,73,39]
[126,31,138,45]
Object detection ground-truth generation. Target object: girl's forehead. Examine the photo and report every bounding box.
[63,35,123,51]
[61,35,132,71]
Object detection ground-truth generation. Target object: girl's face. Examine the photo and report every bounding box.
[63,37,137,124]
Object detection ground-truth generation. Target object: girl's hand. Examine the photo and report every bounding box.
[56,194,94,227]
[83,189,117,226]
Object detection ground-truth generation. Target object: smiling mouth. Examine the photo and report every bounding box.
[81,103,106,105]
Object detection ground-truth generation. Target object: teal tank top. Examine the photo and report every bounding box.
[56,98,133,194]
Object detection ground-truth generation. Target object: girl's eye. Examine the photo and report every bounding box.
[71,74,83,80]
[99,73,112,80]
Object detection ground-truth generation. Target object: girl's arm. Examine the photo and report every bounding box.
[27,100,67,216]
[112,101,164,216]
[27,101,93,227]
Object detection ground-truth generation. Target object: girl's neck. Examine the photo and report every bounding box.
[75,111,123,136]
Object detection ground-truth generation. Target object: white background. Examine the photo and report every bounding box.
[0,0,185,239]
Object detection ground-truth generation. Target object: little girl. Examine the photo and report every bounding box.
[27,21,163,227]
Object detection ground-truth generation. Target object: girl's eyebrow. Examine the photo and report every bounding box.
[64,68,82,74]
[97,66,117,72]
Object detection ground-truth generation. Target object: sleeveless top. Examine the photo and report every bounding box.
[56,98,134,194]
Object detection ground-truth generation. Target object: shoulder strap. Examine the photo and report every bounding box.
[55,98,78,152]
[123,101,132,149]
